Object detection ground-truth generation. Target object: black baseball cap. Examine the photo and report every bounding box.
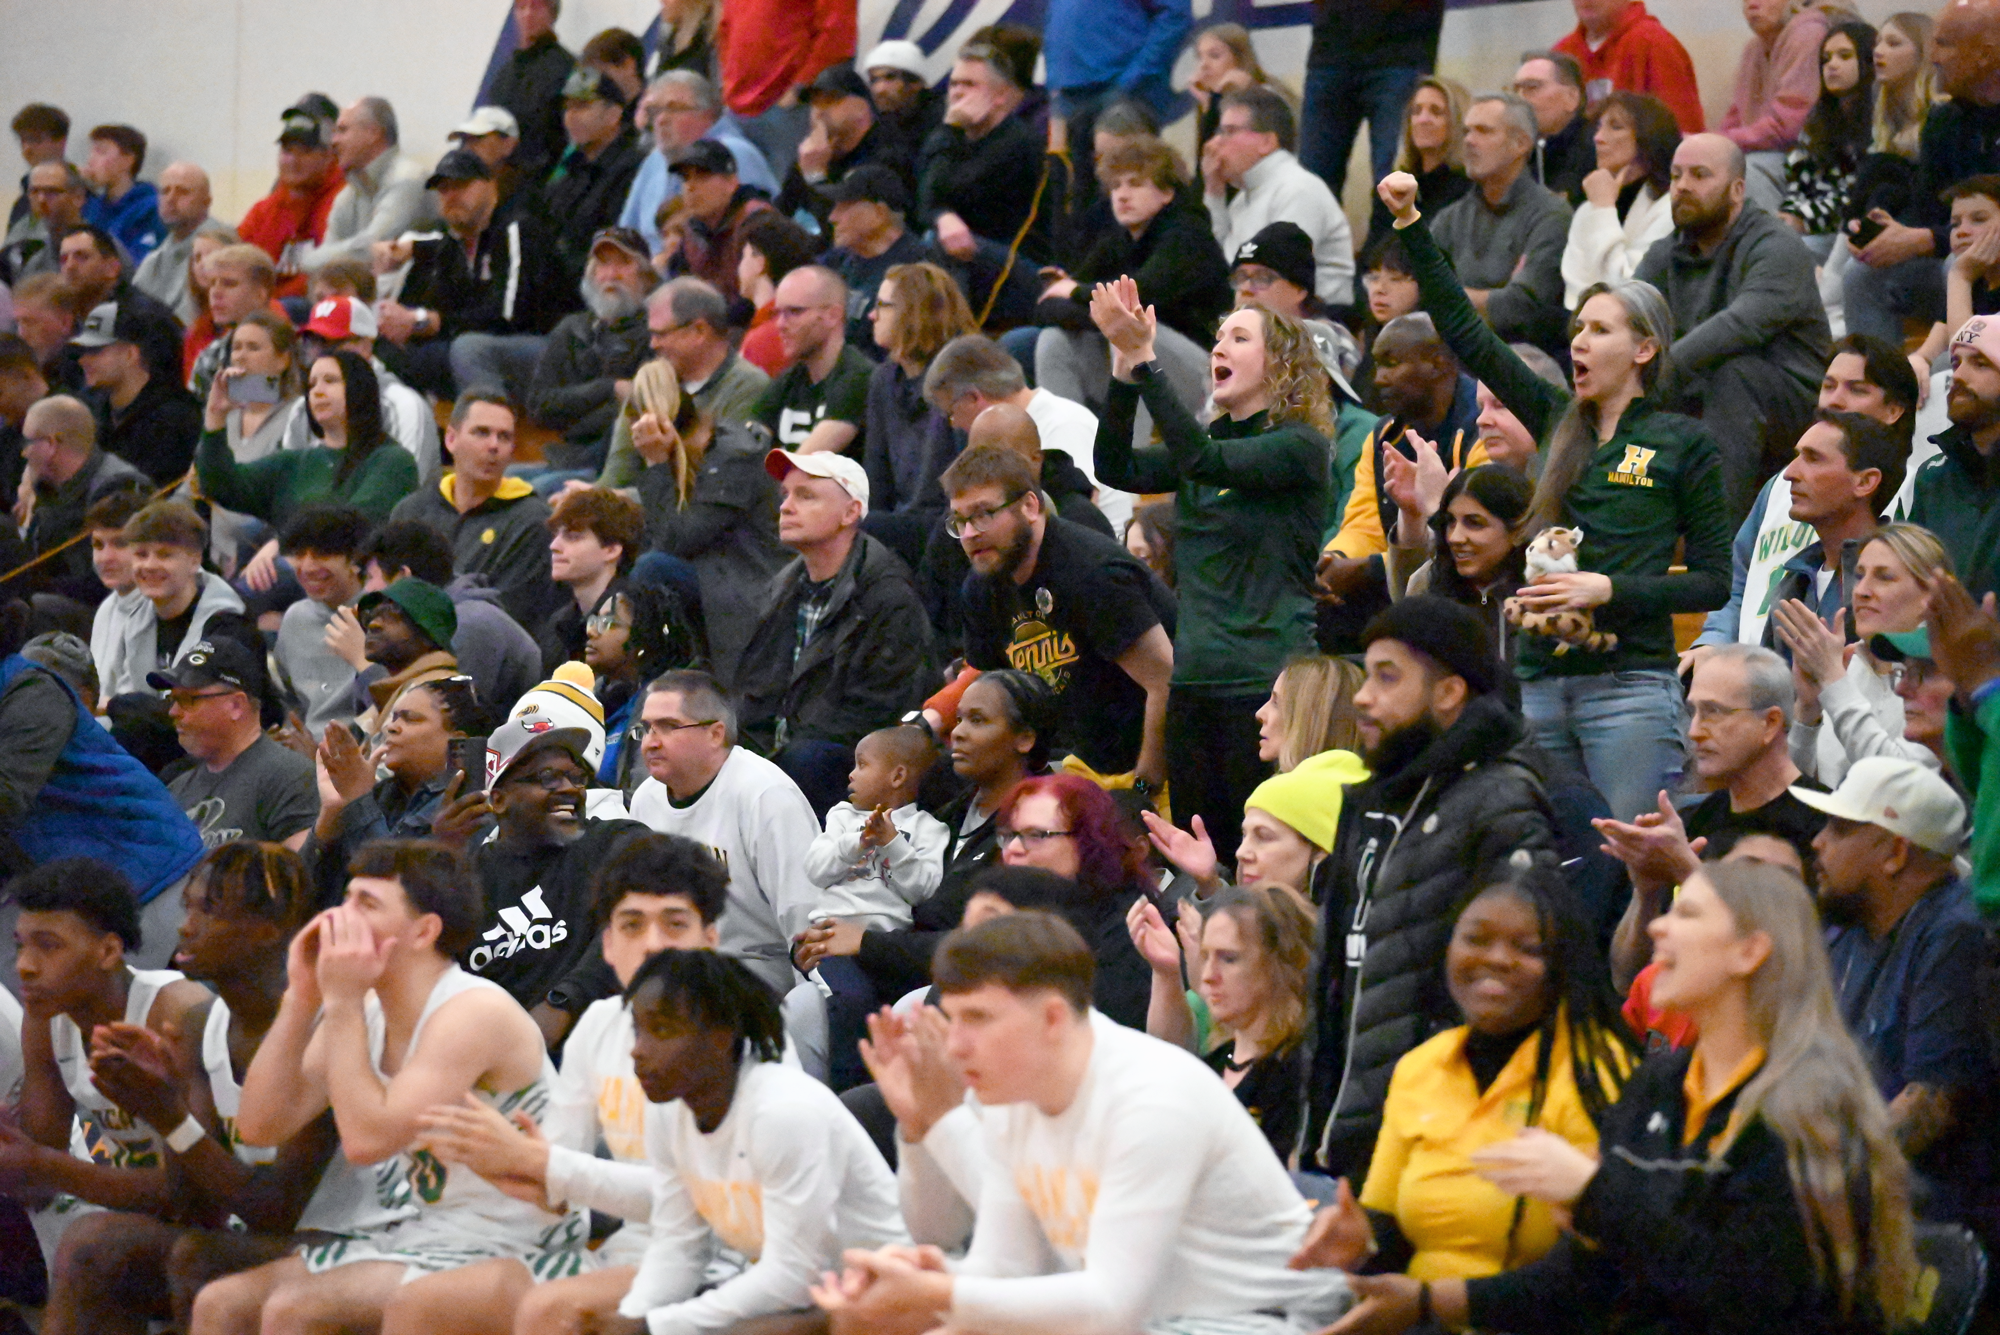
[821,164,909,212]
[70,301,142,350]
[278,100,334,149]
[806,65,871,103]
[147,638,263,696]
[590,226,651,262]
[670,139,737,177]
[563,67,618,105]
[426,148,493,190]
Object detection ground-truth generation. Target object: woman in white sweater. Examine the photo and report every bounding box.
[1559,92,1682,310]
[1773,522,1946,786]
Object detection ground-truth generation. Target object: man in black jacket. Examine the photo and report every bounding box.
[775,65,917,236]
[71,298,200,486]
[919,42,1051,267]
[373,149,572,400]
[542,68,646,286]
[486,0,576,179]
[1305,595,1559,1178]
[1514,52,1593,203]
[733,449,933,817]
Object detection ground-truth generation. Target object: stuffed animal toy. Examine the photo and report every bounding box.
[1504,526,1618,655]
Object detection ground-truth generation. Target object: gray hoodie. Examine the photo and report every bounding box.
[103,571,246,699]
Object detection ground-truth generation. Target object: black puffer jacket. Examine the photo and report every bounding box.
[733,531,935,753]
[1304,692,1559,1177]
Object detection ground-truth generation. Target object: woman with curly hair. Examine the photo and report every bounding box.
[863,261,978,519]
[1092,277,1333,867]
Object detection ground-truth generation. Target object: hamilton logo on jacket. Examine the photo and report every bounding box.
[1608,445,1656,488]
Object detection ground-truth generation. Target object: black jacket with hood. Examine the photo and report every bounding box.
[733,530,934,754]
[1304,691,1559,1177]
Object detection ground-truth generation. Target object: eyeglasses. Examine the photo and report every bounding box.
[509,765,587,792]
[586,607,632,635]
[1232,270,1276,292]
[946,493,1027,538]
[997,827,1075,848]
[645,717,719,735]
[1886,661,1935,691]
[1689,702,1755,724]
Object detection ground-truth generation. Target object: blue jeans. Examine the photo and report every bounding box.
[1520,669,1686,824]
[1842,254,1946,343]
[1300,63,1426,198]
[998,326,1041,385]
[450,331,547,400]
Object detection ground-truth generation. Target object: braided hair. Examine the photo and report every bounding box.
[624,948,784,1064]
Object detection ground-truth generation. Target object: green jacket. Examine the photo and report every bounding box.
[1945,691,2000,917]
[1400,216,1731,676]
[195,429,418,524]
[1096,366,1329,693]
[1908,424,2000,603]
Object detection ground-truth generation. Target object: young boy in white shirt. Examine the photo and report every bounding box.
[822,911,1352,1335]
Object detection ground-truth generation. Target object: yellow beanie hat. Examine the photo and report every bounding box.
[1243,748,1369,853]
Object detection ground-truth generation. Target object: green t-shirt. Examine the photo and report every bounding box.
[752,344,873,460]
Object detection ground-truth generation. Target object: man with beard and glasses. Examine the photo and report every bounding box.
[1635,132,1830,521]
[1793,760,1998,1229]
[1911,314,2000,600]
[947,442,1174,791]
[439,679,647,1049]
[1302,594,1558,1181]
[526,228,656,483]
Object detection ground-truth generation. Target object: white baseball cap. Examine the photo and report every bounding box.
[452,106,521,140]
[1790,757,1966,856]
[765,448,869,516]
[862,40,927,79]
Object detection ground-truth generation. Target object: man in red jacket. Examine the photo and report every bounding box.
[1555,0,1705,133]
[235,100,344,302]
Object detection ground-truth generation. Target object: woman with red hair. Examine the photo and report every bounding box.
[995,772,1155,1028]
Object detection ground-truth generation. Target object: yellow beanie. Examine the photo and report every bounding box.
[1244,748,1369,853]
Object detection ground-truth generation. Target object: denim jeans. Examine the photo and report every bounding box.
[1520,669,1687,824]
[1842,253,1947,343]
[1300,63,1426,198]
[450,331,548,400]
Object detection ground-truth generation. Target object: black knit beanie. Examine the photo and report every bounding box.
[1361,594,1502,696]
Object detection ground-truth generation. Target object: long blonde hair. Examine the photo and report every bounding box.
[1698,863,1920,1325]
[1196,23,1282,96]
[1526,280,1674,533]
[1250,307,1335,439]
[623,359,705,508]
[1393,76,1470,175]
[1274,654,1364,771]
[1872,12,1935,158]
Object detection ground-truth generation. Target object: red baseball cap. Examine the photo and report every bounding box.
[302,296,378,342]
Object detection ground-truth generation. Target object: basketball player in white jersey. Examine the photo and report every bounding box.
[189,839,580,1335]
[38,842,387,1334]
[7,858,209,1274]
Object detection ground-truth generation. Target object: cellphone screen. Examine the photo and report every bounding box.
[450,735,489,789]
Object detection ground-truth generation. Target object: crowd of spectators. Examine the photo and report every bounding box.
[4,0,2000,1332]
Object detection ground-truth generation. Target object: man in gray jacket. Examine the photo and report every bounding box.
[1430,93,1572,352]
[1636,133,1832,522]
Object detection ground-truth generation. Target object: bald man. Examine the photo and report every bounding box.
[943,439,1175,787]
[1845,0,2000,344]
[752,266,875,459]
[131,163,213,322]
[18,394,146,607]
[1636,132,1829,521]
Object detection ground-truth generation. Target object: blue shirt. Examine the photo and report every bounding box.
[1043,0,1191,96]
[619,119,779,252]
[1826,876,1996,1217]
[83,181,165,263]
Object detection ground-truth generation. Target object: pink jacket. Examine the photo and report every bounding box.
[1721,8,1827,151]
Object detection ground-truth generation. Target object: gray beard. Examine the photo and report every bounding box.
[581,276,642,323]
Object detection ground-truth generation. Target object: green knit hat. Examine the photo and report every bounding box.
[358,578,457,653]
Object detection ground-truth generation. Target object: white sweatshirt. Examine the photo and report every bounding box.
[804,800,950,930]
[629,748,821,995]
[542,997,655,1264]
[934,1014,1350,1335]
[567,1061,907,1335]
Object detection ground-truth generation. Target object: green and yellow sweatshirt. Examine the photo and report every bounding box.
[1399,216,1731,677]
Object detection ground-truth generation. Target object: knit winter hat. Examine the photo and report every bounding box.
[1233,222,1317,297]
[1361,594,1502,697]
[1244,748,1370,853]
[487,661,607,790]
[357,578,457,653]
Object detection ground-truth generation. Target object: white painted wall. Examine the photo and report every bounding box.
[0,0,1928,225]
